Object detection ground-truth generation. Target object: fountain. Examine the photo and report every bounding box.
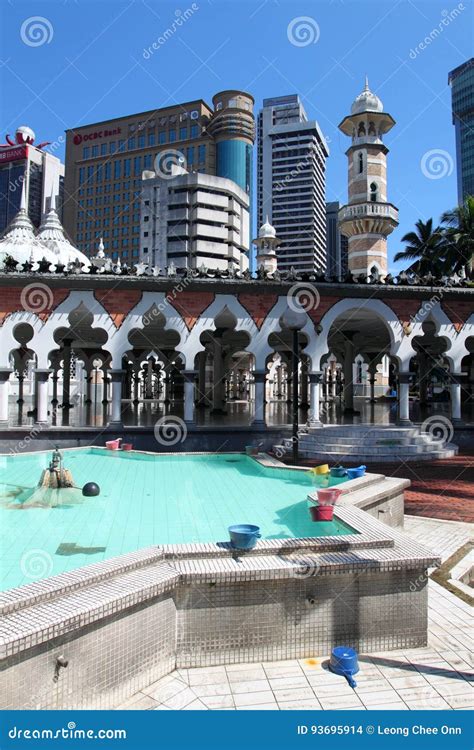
[39,447,75,490]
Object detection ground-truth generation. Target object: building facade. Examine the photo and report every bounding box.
[449,58,474,204]
[326,201,348,279]
[257,95,329,274]
[0,126,64,235]
[338,79,399,277]
[140,164,250,271]
[63,92,255,263]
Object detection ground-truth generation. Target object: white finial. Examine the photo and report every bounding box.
[20,180,27,212]
[364,75,369,90]
[97,237,105,258]
[49,183,56,212]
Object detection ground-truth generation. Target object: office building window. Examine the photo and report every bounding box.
[198,144,206,162]
[92,145,99,157]
[169,129,176,142]
[190,124,198,138]
[187,146,194,164]
[148,133,156,146]
[179,127,187,140]
[82,146,90,159]
[138,135,145,148]
[134,156,142,176]
[101,143,107,156]
[133,249,139,257]
[144,154,152,169]
[124,158,131,177]
[159,131,166,144]
[104,163,111,180]
[118,139,125,152]
[128,137,135,150]
[110,142,116,154]
[79,167,85,185]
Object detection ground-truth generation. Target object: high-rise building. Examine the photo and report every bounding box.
[257,94,329,273]
[140,164,249,271]
[448,58,474,204]
[338,79,399,277]
[0,126,64,235]
[326,201,348,278]
[63,92,255,262]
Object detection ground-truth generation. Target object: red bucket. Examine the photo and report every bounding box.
[122,443,133,451]
[309,504,334,522]
[317,488,342,506]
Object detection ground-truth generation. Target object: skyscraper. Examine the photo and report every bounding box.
[326,201,348,278]
[257,95,329,273]
[0,125,64,235]
[63,92,255,262]
[448,58,474,204]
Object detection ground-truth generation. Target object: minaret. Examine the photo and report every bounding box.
[252,217,281,274]
[338,77,399,276]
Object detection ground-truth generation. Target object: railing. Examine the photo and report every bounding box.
[338,202,399,222]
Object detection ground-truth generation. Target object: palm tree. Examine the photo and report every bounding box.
[441,195,474,275]
[394,218,445,276]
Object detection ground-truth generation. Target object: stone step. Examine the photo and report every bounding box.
[297,445,458,463]
[293,435,438,447]
[297,442,443,456]
[306,426,425,438]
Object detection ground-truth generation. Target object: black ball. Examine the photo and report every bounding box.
[82,482,100,497]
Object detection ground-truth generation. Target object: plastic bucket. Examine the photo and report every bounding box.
[228,524,261,549]
[106,440,120,450]
[245,446,258,457]
[329,646,359,687]
[309,504,334,522]
[346,465,366,479]
[122,443,133,451]
[317,488,343,505]
[330,466,346,477]
[311,464,329,475]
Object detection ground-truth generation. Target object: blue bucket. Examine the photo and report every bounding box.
[329,646,359,688]
[346,465,366,479]
[228,524,261,550]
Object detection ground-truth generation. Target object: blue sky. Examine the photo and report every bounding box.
[1,0,472,271]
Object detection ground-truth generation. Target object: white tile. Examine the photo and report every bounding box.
[233,691,276,707]
[230,680,270,695]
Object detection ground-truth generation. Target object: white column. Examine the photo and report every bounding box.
[398,372,411,424]
[252,371,266,426]
[109,370,124,425]
[308,372,322,428]
[0,369,12,425]
[450,374,462,422]
[34,369,51,424]
[183,371,195,423]
[343,338,356,413]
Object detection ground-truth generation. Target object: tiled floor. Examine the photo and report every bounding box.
[118,515,473,711]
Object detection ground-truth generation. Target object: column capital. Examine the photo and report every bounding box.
[109,369,125,381]
[309,371,323,384]
[398,371,411,384]
[33,368,52,380]
[0,368,13,381]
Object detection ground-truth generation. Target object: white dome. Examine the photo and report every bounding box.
[351,77,383,115]
[37,197,90,267]
[16,125,35,145]
[258,216,276,239]
[0,207,56,267]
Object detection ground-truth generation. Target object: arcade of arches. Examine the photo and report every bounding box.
[0,282,472,431]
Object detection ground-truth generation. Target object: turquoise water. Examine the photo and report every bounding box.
[0,449,353,592]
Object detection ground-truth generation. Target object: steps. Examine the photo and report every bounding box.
[273,424,458,463]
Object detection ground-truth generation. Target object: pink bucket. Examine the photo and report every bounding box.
[122,443,133,451]
[106,439,121,450]
[316,488,343,506]
[309,504,334,522]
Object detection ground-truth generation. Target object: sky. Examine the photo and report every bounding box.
[1,0,472,272]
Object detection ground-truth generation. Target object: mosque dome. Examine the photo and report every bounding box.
[0,191,56,267]
[258,216,277,240]
[351,77,383,115]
